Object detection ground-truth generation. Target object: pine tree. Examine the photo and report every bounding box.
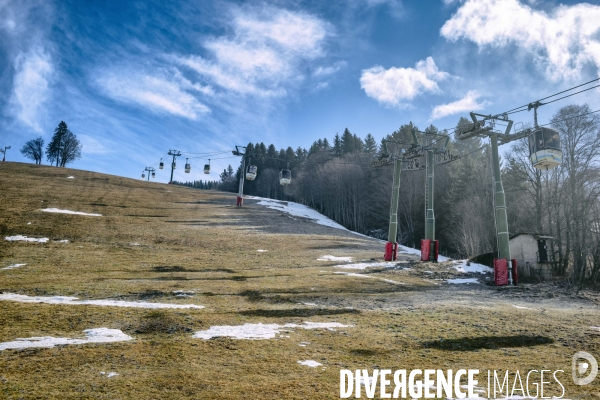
[364,134,377,154]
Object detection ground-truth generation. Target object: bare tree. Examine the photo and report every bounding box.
[20,137,44,164]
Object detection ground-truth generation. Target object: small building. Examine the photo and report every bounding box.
[509,233,557,281]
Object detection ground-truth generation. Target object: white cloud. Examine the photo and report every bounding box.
[440,0,600,81]
[96,70,210,120]
[360,57,450,108]
[430,90,490,120]
[9,48,53,132]
[174,6,330,97]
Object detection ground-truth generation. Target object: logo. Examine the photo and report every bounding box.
[572,351,598,385]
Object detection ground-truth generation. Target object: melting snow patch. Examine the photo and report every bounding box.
[193,321,352,340]
[5,235,48,243]
[514,305,535,310]
[298,360,322,368]
[590,326,600,332]
[299,342,310,347]
[333,261,397,270]
[247,197,348,230]
[100,371,119,378]
[1,264,27,270]
[67,176,75,179]
[41,208,102,217]
[318,255,353,262]
[0,328,132,351]
[257,249,268,252]
[302,302,318,306]
[56,239,69,243]
[453,260,493,274]
[0,293,204,309]
[447,278,479,284]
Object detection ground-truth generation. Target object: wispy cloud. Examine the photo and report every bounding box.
[440,0,600,81]
[360,57,450,108]
[95,69,210,120]
[313,61,347,77]
[173,6,330,97]
[9,48,54,132]
[77,134,112,155]
[430,90,490,120]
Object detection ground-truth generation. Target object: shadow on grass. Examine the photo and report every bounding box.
[153,266,236,274]
[423,335,554,351]
[237,308,360,318]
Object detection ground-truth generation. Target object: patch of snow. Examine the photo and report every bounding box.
[56,239,69,243]
[302,302,318,306]
[299,342,310,347]
[4,235,48,243]
[453,260,493,274]
[257,249,268,252]
[1,264,27,270]
[0,328,132,351]
[0,293,204,309]
[447,278,479,284]
[514,305,535,310]
[590,326,600,332]
[247,196,349,230]
[298,360,322,368]
[67,176,75,179]
[27,222,31,225]
[317,255,353,262]
[100,371,119,378]
[41,208,102,217]
[333,261,397,270]
[193,321,352,340]
[424,270,433,274]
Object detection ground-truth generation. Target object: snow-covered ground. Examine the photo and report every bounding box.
[0,328,132,351]
[332,261,399,270]
[4,235,49,243]
[193,321,352,340]
[0,293,204,309]
[246,197,347,230]
[298,360,322,367]
[41,208,102,217]
[1,264,27,270]
[317,255,353,262]
[453,260,493,274]
[446,278,480,284]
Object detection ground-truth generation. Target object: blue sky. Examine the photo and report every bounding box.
[1,0,599,183]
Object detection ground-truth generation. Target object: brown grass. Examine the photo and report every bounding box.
[0,162,599,399]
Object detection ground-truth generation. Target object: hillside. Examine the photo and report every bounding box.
[0,162,599,399]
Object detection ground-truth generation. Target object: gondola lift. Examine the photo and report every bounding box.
[172,161,176,170]
[151,171,156,178]
[141,171,145,179]
[246,164,257,180]
[279,165,291,185]
[204,159,210,174]
[185,158,191,173]
[528,127,562,170]
[159,158,164,169]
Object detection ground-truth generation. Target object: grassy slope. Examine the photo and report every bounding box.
[0,162,599,399]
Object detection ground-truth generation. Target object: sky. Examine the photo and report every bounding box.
[1,0,599,183]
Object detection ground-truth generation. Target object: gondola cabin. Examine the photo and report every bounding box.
[172,162,176,170]
[528,127,562,170]
[159,159,164,169]
[246,165,257,180]
[152,172,156,178]
[203,164,210,174]
[279,169,291,185]
[141,172,145,179]
[184,159,191,173]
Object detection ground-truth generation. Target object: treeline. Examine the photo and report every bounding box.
[181,105,600,284]
[171,180,220,190]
